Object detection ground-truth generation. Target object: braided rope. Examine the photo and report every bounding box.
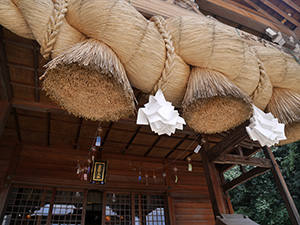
[250,59,269,101]
[150,16,176,94]
[40,0,68,60]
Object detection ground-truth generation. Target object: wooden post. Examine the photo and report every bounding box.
[263,146,300,225]
[0,184,11,221]
[164,159,176,225]
[200,135,229,219]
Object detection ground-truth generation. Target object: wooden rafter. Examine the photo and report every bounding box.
[12,108,22,142]
[144,136,161,156]
[33,41,40,102]
[196,0,297,37]
[74,117,83,149]
[0,27,12,102]
[282,0,300,14]
[0,101,11,137]
[214,154,272,168]
[223,167,270,192]
[260,0,300,27]
[123,126,141,154]
[165,134,190,159]
[243,0,285,24]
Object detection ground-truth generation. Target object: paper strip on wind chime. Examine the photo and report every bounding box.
[136,89,186,135]
[90,161,109,184]
[246,105,286,147]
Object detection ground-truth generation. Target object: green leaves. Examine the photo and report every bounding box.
[224,141,300,225]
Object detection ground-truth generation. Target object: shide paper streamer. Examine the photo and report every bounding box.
[137,89,186,135]
[246,105,286,147]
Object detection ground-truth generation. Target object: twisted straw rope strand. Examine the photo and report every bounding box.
[40,0,68,60]
[250,58,269,101]
[150,16,176,94]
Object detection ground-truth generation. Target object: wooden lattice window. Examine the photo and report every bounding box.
[104,192,168,225]
[1,186,85,225]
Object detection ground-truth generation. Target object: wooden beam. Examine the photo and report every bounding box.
[131,0,203,18]
[263,146,300,225]
[260,0,300,27]
[165,134,190,159]
[208,121,250,162]
[217,147,262,173]
[196,0,297,37]
[12,98,66,114]
[33,41,40,102]
[201,135,229,219]
[0,26,12,102]
[214,154,272,168]
[0,101,11,137]
[281,0,300,14]
[223,167,270,192]
[12,108,22,142]
[144,135,161,156]
[243,0,285,24]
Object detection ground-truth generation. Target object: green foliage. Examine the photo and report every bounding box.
[224,140,300,225]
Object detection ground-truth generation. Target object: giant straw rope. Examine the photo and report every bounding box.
[0,0,299,144]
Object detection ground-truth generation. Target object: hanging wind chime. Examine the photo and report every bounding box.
[75,124,108,184]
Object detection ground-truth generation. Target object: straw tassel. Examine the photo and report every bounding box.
[41,38,136,121]
[182,67,252,133]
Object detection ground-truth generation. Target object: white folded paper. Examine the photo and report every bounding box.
[137,90,186,136]
[246,105,286,147]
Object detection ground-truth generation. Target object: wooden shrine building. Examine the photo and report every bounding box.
[0,0,300,225]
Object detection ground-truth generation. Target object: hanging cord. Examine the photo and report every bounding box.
[84,121,102,163]
[163,133,201,169]
[40,0,68,60]
[150,16,176,94]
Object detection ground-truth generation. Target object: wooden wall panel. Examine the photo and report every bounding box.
[0,143,215,224]
[174,198,215,225]
[0,142,15,187]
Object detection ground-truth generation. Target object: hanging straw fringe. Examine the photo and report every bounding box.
[266,88,300,125]
[41,38,135,121]
[40,0,68,60]
[150,16,176,94]
[182,67,252,133]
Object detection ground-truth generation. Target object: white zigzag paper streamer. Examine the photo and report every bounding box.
[246,105,286,147]
[136,90,186,136]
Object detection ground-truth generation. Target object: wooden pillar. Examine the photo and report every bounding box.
[0,184,11,221]
[164,160,176,225]
[200,135,229,219]
[263,146,300,225]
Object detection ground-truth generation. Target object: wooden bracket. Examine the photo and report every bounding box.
[223,167,270,192]
[214,154,272,168]
[208,121,250,162]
